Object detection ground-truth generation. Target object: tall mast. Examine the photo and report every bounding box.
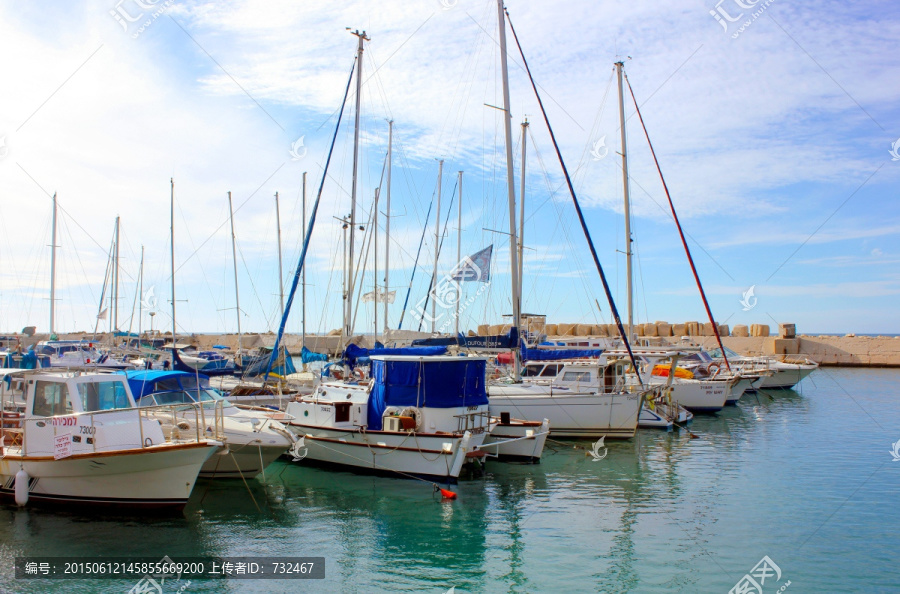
[170,179,176,343]
[345,29,368,340]
[137,245,144,337]
[228,191,242,362]
[114,216,120,332]
[456,170,463,336]
[497,0,522,381]
[616,61,634,343]
[373,185,380,342]
[275,192,285,321]
[384,121,392,334]
[301,174,307,352]
[433,159,443,333]
[519,119,528,306]
[49,192,58,336]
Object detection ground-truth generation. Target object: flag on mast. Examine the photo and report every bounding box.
[450,245,492,282]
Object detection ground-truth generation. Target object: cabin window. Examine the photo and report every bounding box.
[77,381,132,412]
[539,365,560,377]
[32,382,73,416]
[562,371,590,382]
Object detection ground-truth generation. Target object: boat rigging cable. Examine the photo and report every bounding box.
[263,59,356,382]
[397,197,435,330]
[416,178,458,332]
[504,8,642,384]
[624,74,731,371]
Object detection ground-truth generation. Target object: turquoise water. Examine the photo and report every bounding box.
[2,367,898,593]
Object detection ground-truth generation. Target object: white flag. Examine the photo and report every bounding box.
[361,289,396,303]
[97,308,108,320]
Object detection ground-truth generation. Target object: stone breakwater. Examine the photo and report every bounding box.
[5,327,899,367]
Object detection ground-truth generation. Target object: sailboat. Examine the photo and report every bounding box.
[484,2,648,440]
[246,31,493,483]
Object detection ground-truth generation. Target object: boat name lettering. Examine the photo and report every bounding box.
[320,406,330,412]
[79,425,96,435]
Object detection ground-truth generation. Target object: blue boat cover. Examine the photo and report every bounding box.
[410,336,459,347]
[301,346,328,364]
[520,342,603,361]
[124,370,210,400]
[366,357,487,430]
[344,343,447,367]
[241,348,298,377]
[458,327,519,349]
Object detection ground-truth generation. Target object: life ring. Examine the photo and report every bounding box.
[399,407,424,431]
[354,367,366,380]
[706,362,721,376]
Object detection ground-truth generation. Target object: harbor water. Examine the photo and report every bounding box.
[1,367,898,593]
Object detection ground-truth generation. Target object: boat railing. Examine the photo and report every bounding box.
[453,410,492,434]
[10,401,223,457]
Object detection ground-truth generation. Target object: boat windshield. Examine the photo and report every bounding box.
[708,346,740,359]
[76,380,133,411]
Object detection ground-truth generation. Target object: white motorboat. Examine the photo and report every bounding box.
[0,370,220,510]
[125,370,295,479]
[707,347,817,390]
[489,359,644,439]
[284,356,494,483]
[481,415,549,463]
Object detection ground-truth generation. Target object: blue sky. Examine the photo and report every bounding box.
[0,0,897,337]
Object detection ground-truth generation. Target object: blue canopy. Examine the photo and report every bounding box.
[344,344,447,368]
[458,327,519,349]
[366,357,487,430]
[301,346,328,364]
[124,370,210,400]
[520,342,603,361]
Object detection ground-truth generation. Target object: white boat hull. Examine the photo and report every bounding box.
[751,364,817,390]
[482,419,549,462]
[638,406,673,429]
[725,377,755,404]
[286,423,484,482]
[650,378,730,413]
[0,443,218,510]
[200,443,288,478]
[488,386,641,439]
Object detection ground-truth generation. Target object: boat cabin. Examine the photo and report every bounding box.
[287,356,491,435]
[2,371,167,457]
[521,359,630,393]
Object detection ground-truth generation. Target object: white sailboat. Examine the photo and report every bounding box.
[485,3,645,440]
